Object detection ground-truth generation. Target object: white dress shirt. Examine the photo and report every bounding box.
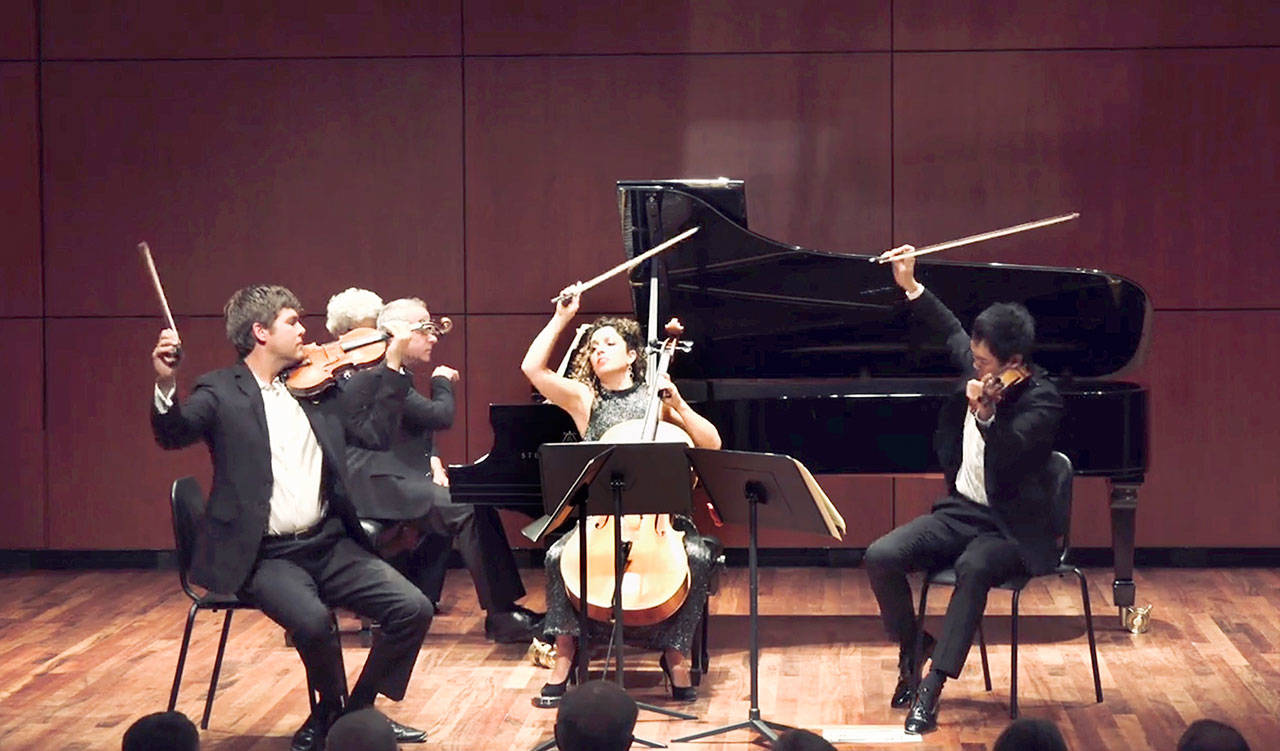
[955,408,991,506]
[155,374,326,534]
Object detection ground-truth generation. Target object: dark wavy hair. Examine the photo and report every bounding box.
[972,302,1035,362]
[568,316,646,394]
[224,284,303,358]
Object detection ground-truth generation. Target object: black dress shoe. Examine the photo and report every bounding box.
[290,712,327,751]
[386,717,428,743]
[891,632,936,709]
[485,607,541,643]
[903,681,941,735]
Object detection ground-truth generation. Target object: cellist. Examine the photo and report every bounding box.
[520,286,722,704]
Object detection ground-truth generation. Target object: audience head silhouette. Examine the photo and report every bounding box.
[121,711,199,751]
[993,717,1068,751]
[554,680,638,751]
[324,708,398,751]
[772,728,836,751]
[1177,719,1250,751]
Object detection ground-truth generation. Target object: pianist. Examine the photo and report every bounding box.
[862,248,1064,734]
[520,287,722,703]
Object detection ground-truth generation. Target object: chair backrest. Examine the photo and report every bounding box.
[170,476,204,597]
[1044,451,1074,563]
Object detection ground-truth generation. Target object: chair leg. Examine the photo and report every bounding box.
[203,610,234,730]
[977,619,992,691]
[1009,590,1020,719]
[169,602,199,711]
[1075,568,1104,703]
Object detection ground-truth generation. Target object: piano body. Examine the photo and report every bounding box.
[452,178,1149,612]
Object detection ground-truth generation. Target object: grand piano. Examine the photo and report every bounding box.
[452,178,1149,613]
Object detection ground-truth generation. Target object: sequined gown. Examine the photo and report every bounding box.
[541,382,715,653]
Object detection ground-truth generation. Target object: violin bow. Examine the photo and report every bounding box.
[551,225,700,303]
[138,242,179,335]
[873,212,1079,264]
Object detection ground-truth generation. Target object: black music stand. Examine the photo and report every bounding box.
[529,442,700,751]
[674,448,838,744]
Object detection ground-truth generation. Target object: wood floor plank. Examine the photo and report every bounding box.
[0,567,1277,749]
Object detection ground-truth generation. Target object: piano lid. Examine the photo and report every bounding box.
[618,179,1150,381]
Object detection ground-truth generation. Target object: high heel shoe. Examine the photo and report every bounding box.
[658,653,697,702]
[533,657,577,709]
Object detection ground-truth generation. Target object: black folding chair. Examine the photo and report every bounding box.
[167,477,331,728]
[914,451,1103,717]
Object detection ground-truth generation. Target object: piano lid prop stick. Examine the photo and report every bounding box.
[138,241,179,334]
[873,212,1079,264]
[551,225,700,303]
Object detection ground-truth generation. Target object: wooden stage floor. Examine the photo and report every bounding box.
[1,566,1277,750]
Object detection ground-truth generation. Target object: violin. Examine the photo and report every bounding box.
[283,317,451,397]
[975,363,1031,410]
[559,319,694,627]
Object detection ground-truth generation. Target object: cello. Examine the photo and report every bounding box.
[559,319,694,627]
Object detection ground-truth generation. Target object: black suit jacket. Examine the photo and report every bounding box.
[911,289,1064,575]
[345,375,455,521]
[151,361,411,593]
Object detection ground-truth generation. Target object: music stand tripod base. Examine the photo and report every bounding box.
[675,448,830,744]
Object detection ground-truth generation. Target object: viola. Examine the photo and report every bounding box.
[283,318,451,397]
[559,319,694,627]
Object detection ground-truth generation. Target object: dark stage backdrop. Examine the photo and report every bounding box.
[2,1,1276,555]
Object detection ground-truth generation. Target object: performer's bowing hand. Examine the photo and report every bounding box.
[382,319,413,372]
[152,328,182,388]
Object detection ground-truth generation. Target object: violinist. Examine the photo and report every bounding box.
[149,285,431,751]
[520,287,722,704]
[862,250,1063,735]
[334,291,541,643]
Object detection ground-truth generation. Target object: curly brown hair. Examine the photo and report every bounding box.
[568,316,647,394]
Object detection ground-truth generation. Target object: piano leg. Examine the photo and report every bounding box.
[1108,482,1140,623]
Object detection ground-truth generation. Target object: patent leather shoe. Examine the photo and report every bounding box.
[387,717,428,743]
[485,606,542,643]
[533,673,573,708]
[290,711,328,751]
[903,681,941,735]
[891,632,935,709]
[659,652,697,702]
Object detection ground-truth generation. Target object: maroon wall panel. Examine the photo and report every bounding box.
[0,319,44,548]
[42,59,463,318]
[463,314,568,462]
[894,476,945,525]
[895,1,1280,50]
[465,54,892,314]
[894,50,1279,310]
[1,0,35,58]
[42,0,460,59]
[464,0,888,55]
[1129,311,1280,547]
[45,317,233,549]
[0,64,41,317]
